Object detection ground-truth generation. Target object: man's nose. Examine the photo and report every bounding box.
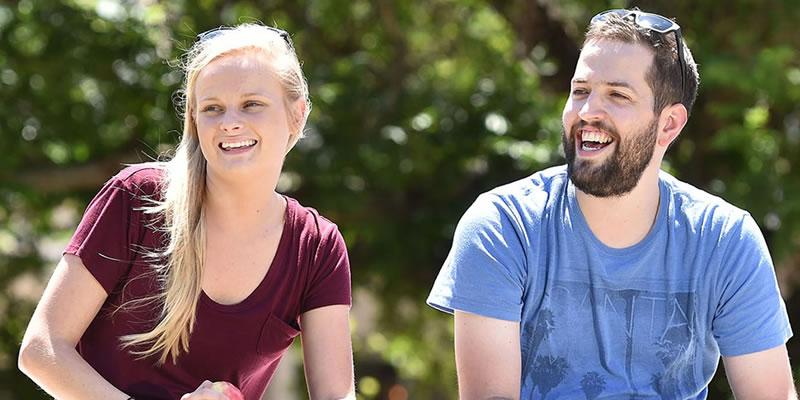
[577,93,606,122]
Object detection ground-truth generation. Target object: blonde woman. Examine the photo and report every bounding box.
[19,24,355,400]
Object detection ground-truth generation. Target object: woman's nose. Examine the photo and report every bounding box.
[220,112,243,133]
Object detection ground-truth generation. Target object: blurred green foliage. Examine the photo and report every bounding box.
[1,0,799,399]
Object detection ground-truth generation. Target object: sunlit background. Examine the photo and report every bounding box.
[1,0,799,399]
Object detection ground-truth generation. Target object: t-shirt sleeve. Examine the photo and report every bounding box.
[64,175,141,295]
[300,224,352,313]
[427,193,528,322]
[712,213,793,357]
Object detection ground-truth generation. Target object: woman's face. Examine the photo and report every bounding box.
[193,50,295,187]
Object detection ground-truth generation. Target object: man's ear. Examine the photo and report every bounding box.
[286,99,307,153]
[657,103,688,147]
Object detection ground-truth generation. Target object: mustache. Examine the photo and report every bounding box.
[569,120,619,140]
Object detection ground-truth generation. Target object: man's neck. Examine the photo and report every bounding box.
[575,167,661,249]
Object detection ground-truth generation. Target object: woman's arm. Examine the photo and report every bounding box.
[299,304,355,400]
[18,254,132,400]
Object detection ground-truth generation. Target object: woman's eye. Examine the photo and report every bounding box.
[572,88,588,96]
[201,105,222,113]
[244,101,264,109]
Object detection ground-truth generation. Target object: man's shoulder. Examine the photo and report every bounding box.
[660,171,749,225]
[485,165,569,204]
[459,165,568,234]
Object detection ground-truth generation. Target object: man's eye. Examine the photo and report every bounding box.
[611,92,630,100]
[572,88,588,96]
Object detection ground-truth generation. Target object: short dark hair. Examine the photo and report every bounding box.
[584,12,699,116]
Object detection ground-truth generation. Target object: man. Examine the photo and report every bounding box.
[427,9,795,399]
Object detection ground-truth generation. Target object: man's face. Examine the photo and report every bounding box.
[561,39,659,197]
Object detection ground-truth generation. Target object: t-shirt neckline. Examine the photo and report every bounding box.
[566,175,669,257]
[199,195,296,313]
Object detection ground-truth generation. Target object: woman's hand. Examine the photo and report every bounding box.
[179,380,229,400]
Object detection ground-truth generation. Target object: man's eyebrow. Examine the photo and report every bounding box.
[571,79,638,93]
[604,81,635,91]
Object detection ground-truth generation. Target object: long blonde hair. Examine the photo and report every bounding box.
[119,23,311,365]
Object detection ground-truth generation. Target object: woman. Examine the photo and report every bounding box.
[18,24,355,400]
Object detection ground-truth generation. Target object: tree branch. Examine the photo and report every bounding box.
[490,0,580,92]
[10,149,148,194]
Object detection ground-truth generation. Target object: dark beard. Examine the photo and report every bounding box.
[562,118,658,197]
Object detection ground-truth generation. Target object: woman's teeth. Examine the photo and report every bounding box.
[220,139,257,150]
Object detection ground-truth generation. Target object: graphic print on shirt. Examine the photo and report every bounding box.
[579,371,606,400]
[522,281,699,398]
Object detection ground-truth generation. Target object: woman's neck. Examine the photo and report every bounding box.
[203,177,285,233]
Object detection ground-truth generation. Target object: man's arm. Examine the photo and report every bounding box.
[455,310,520,400]
[723,344,797,400]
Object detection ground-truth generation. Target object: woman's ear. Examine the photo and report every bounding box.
[286,99,307,153]
[188,103,197,126]
[657,102,688,147]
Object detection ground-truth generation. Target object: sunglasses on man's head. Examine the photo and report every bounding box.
[591,9,685,103]
[195,26,294,51]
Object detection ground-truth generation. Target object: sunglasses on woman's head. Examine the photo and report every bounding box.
[195,26,294,51]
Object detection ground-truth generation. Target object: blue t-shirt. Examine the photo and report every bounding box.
[427,165,792,399]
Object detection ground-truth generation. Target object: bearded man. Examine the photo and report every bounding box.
[427,8,795,399]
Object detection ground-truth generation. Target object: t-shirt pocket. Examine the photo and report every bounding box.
[257,314,300,357]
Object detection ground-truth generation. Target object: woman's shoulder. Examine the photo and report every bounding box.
[284,196,341,241]
[114,162,166,182]
[110,162,166,196]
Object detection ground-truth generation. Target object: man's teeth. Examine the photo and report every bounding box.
[220,140,256,150]
[581,129,612,143]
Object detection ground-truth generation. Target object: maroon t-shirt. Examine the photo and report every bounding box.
[65,164,351,400]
